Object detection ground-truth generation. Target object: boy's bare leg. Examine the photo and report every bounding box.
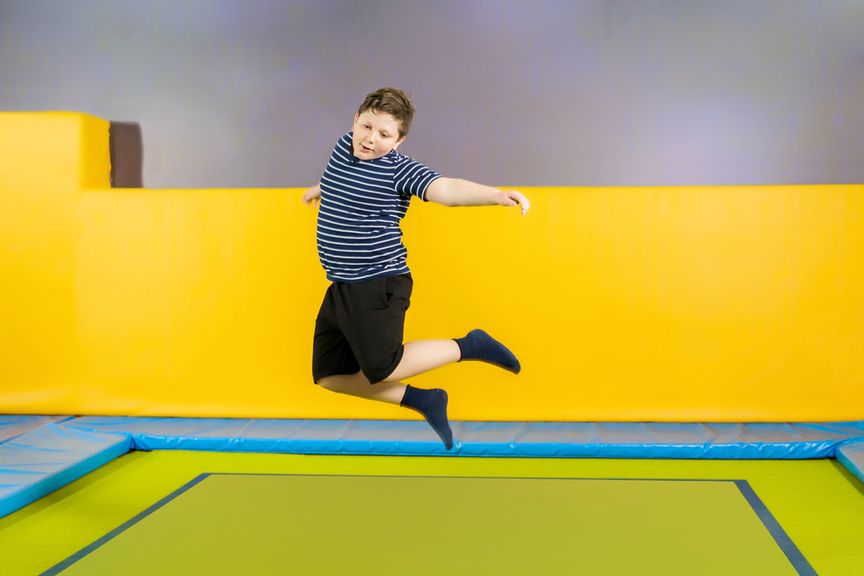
[383,330,521,382]
[316,340,460,395]
[382,339,461,382]
[316,371,406,404]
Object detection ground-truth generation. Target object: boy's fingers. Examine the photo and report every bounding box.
[512,192,530,215]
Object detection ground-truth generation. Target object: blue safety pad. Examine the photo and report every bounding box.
[836,441,864,486]
[0,423,132,518]
[2,417,862,519]
[0,415,73,444]
[64,417,864,459]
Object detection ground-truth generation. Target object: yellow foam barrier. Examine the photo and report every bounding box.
[1,112,863,421]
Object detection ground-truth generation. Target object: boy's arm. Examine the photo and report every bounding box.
[426,177,530,215]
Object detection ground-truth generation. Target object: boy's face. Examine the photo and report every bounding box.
[352,109,405,160]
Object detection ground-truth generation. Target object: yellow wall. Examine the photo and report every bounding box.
[2,112,863,421]
[1,113,110,408]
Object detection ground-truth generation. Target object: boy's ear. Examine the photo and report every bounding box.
[393,135,406,150]
[353,113,360,123]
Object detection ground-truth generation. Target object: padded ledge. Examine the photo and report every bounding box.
[0,415,73,444]
[0,423,132,518]
[64,417,864,459]
[2,418,862,519]
[837,441,864,485]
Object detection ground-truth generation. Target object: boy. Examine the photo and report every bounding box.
[303,87,529,450]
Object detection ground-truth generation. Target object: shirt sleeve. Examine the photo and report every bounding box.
[393,155,441,201]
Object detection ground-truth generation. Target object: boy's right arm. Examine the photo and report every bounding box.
[302,183,321,207]
[426,177,529,215]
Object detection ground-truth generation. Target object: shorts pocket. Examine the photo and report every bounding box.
[369,277,389,310]
[385,274,412,310]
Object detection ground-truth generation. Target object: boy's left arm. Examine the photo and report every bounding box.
[426,177,530,215]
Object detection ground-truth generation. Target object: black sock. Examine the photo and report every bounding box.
[400,385,453,450]
[453,329,521,374]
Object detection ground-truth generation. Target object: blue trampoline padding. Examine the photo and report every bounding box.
[63,417,864,459]
[0,423,132,518]
[0,415,73,444]
[2,417,862,519]
[836,441,864,485]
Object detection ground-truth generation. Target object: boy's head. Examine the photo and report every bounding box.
[351,87,414,161]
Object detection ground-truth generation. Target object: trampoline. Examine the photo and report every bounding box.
[2,450,862,575]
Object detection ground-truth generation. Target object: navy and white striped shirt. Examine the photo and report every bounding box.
[317,132,441,282]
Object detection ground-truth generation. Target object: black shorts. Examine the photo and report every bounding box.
[312,273,413,384]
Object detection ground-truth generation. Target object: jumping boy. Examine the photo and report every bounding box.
[302,87,530,450]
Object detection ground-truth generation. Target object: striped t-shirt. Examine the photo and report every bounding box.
[316,131,441,282]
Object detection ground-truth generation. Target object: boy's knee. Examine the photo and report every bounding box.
[316,372,368,391]
[316,374,348,391]
[361,364,395,385]
[359,349,403,384]
[315,376,335,390]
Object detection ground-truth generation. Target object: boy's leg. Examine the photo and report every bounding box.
[317,371,453,449]
[317,371,406,404]
[381,330,521,382]
[381,339,461,382]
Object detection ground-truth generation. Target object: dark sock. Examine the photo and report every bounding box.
[453,329,521,374]
[400,385,453,450]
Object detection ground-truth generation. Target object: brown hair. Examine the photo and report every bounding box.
[357,87,415,138]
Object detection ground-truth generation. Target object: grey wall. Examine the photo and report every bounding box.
[1,0,862,188]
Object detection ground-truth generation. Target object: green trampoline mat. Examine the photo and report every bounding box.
[49,474,802,576]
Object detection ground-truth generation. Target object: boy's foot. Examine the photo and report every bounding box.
[453,329,521,374]
[400,385,454,450]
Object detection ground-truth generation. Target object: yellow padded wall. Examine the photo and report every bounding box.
[1,112,863,421]
[406,187,864,421]
[0,112,109,407]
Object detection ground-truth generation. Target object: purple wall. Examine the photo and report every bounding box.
[1,0,862,187]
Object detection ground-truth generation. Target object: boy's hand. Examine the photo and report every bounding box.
[303,184,321,207]
[497,190,530,216]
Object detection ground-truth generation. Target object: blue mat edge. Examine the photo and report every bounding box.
[1,417,863,520]
[837,442,864,485]
[0,415,75,444]
[62,417,864,460]
[0,425,132,519]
